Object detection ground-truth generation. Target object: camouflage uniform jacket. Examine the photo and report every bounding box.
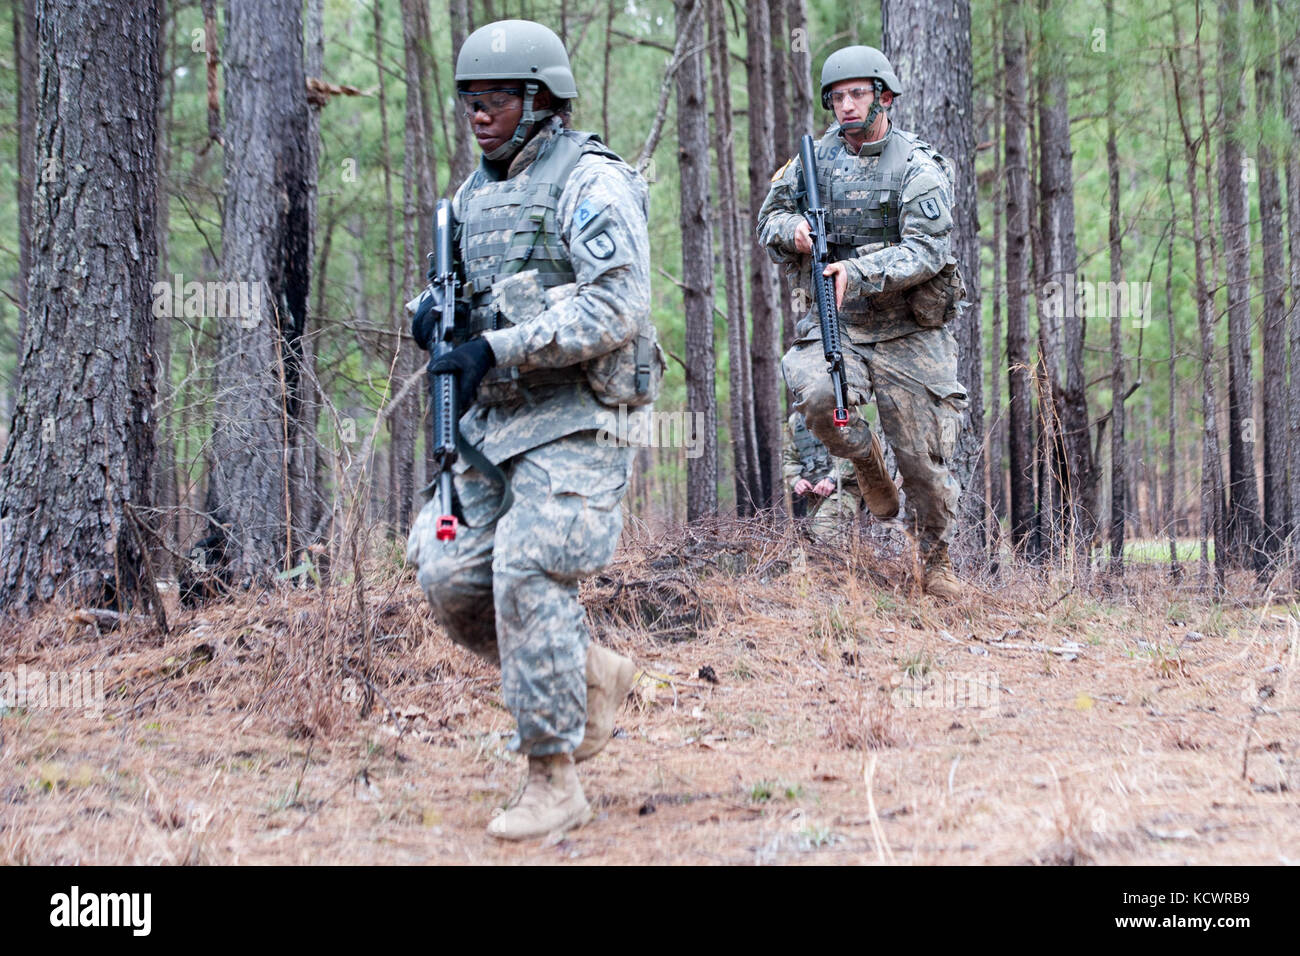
[757,123,954,343]
[452,117,652,466]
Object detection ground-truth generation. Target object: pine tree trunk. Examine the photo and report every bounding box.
[988,0,1006,533]
[1036,0,1095,561]
[1281,0,1300,591]
[1165,160,1181,578]
[1218,0,1264,572]
[448,0,474,189]
[1254,0,1288,564]
[746,0,782,511]
[1171,6,1226,593]
[882,0,984,549]
[1105,0,1125,574]
[209,0,313,584]
[1004,0,1034,552]
[0,0,160,608]
[707,0,759,515]
[677,0,718,520]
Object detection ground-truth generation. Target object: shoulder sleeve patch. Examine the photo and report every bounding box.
[771,158,794,183]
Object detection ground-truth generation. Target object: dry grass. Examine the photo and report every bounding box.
[1,517,1298,865]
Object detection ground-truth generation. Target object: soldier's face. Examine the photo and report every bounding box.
[461,80,524,155]
[829,78,893,127]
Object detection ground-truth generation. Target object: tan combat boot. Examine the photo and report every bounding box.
[852,430,900,519]
[923,544,964,602]
[487,752,592,841]
[575,643,637,763]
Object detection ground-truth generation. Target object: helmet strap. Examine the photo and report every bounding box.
[482,80,555,163]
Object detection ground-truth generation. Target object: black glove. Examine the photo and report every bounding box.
[411,289,438,351]
[428,338,496,409]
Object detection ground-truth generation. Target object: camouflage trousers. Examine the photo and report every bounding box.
[801,483,864,543]
[781,324,968,555]
[407,431,633,756]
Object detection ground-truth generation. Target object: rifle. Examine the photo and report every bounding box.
[798,134,850,428]
[426,197,460,541]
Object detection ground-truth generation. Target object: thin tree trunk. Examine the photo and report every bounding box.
[677,0,719,520]
[1281,0,1300,591]
[1036,0,1094,562]
[152,0,178,578]
[1165,159,1181,578]
[1218,0,1264,572]
[707,0,758,515]
[0,0,160,609]
[747,0,782,511]
[448,0,474,189]
[1254,0,1288,564]
[1106,0,1125,574]
[1004,0,1033,553]
[1171,3,1225,593]
[989,0,1006,534]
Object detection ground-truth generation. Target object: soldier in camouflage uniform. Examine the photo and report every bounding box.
[783,412,863,542]
[406,20,651,840]
[757,45,968,601]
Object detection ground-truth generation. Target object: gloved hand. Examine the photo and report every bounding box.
[412,289,437,350]
[428,338,496,409]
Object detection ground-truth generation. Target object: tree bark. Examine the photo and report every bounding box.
[1281,0,1300,590]
[707,0,759,515]
[747,0,783,511]
[12,0,36,384]
[882,0,984,549]
[988,0,1006,533]
[1171,4,1225,593]
[677,0,719,520]
[209,0,313,584]
[1218,0,1264,572]
[1004,0,1033,552]
[1105,0,1125,574]
[1035,0,1095,562]
[1254,0,1288,564]
[0,0,159,609]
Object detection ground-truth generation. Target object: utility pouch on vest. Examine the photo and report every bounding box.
[907,257,964,328]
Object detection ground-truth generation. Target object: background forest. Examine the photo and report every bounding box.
[0,0,1298,606]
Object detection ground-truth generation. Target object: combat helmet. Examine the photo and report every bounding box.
[456,19,576,161]
[820,45,901,136]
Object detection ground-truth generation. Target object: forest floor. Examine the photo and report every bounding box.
[2,519,1297,866]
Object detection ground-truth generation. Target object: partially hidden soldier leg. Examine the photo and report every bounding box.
[868,328,968,599]
[407,464,503,662]
[782,337,899,518]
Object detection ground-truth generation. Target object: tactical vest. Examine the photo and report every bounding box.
[457,129,640,405]
[810,127,921,259]
[791,414,832,479]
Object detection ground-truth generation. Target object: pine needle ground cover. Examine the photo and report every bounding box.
[1,521,1295,865]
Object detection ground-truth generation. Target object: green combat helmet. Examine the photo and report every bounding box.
[819,45,901,135]
[456,19,578,162]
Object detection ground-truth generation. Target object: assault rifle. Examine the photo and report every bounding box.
[426,197,460,541]
[798,134,850,428]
